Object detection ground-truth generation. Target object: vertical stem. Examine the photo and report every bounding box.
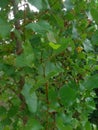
[45,82,49,130]
[43,63,49,130]
[11,0,23,55]
[53,112,57,130]
[45,82,49,107]
[11,0,27,125]
[23,0,27,42]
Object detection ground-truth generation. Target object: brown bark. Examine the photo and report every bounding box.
[11,0,23,55]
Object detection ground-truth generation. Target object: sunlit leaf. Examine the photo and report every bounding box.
[28,0,50,10]
[83,39,94,52]
[63,0,74,11]
[49,42,61,49]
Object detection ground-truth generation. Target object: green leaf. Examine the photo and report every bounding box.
[0,19,11,38]
[26,20,51,34]
[16,53,34,67]
[31,62,63,93]
[7,106,19,117]
[59,86,77,106]
[47,31,56,43]
[15,54,26,67]
[49,88,57,102]
[84,121,92,130]
[28,0,42,10]
[16,41,34,67]
[56,115,73,130]
[83,74,98,90]
[90,8,98,24]
[22,84,37,113]
[24,118,42,130]
[91,30,98,45]
[72,25,78,39]
[0,123,3,130]
[38,61,63,76]
[0,118,11,127]
[3,125,10,130]
[0,106,7,116]
[52,38,74,55]
[49,42,61,49]
[28,0,50,10]
[48,88,59,112]
[53,14,64,28]
[0,0,10,8]
[63,0,73,11]
[83,39,94,52]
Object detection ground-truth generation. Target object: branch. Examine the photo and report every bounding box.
[11,0,23,55]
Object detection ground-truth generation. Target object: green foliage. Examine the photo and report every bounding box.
[26,20,52,35]
[59,85,77,106]
[16,41,34,67]
[28,0,50,10]
[0,0,98,129]
[24,118,42,130]
[22,83,37,113]
[0,18,11,38]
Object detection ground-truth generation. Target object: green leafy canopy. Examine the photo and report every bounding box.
[0,0,98,129]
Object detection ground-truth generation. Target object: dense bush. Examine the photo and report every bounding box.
[0,0,98,129]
